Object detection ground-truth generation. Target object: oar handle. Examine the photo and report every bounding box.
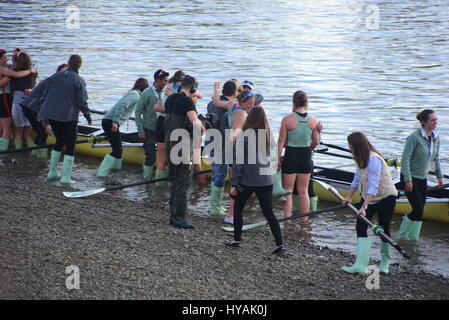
[327,185,410,259]
[90,109,136,121]
[0,137,97,155]
[320,142,352,154]
[105,169,213,192]
[276,204,347,223]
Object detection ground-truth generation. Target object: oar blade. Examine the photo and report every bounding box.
[222,220,267,232]
[222,226,234,232]
[63,187,106,198]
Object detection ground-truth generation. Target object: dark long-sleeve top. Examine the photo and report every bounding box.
[231,132,273,187]
[38,68,91,123]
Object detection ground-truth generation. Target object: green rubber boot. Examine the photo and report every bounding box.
[143,164,154,180]
[47,150,62,180]
[310,196,318,211]
[35,148,48,158]
[27,141,38,157]
[408,220,423,240]
[155,168,168,186]
[14,139,23,150]
[60,155,75,184]
[96,154,117,177]
[379,242,391,274]
[292,196,318,212]
[0,137,10,151]
[292,195,300,212]
[342,237,371,275]
[272,170,291,197]
[397,215,413,240]
[112,157,122,170]
[210,184,226,216]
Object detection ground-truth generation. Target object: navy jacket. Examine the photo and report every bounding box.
[38,68,91,122]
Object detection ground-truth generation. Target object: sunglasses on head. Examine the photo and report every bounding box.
[242,91,254,101]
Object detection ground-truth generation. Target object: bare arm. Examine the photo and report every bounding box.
[0,66,33,78]
[230,111,247,143]
[309,115,320,149]
[277,118,288,168]
[212,82,233,110]
[0,76,10,87]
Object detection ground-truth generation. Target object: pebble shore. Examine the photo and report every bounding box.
[0,158,448,300]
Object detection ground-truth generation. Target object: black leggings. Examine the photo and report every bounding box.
[398,175,427,222]
[233,184,283,247]
[48,120,77,156]
[22,107,48,146]
[102,119,122,158]
[356,195,396,241]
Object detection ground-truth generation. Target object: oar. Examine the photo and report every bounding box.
[222,204,347,232]
[313,179,411,259]
[63,169,213,198]
[320,142,351,154]
[90,109,136,121]
[0,137,102,155]
[316,144,448,179]
[397,182,449,197]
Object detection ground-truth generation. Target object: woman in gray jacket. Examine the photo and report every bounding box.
[39,55,92,184]
[226,106,284,254]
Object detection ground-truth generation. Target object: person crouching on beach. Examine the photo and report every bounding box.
[342,132,398,274]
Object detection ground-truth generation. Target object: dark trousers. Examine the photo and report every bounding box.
[398,175,427,222]
[102,119,122,158]
[356,195,396,241]
[48,120,77,156]
[233,184,283,247]
[168,161,191,221]
[143,128,156,167]
[22,107,48,146]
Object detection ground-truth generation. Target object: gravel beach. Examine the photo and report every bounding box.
[0,157,448,300]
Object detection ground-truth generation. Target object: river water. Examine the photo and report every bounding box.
[1,0,448,278]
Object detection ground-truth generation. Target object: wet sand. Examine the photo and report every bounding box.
[0,157,448,300]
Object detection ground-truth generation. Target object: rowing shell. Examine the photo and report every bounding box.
[45,124,215,172]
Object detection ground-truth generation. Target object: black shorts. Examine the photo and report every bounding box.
[281,146,313,174]
[0,92,12,118]
[155,115,166,143]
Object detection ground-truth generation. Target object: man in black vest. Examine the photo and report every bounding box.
[164,75,204,229]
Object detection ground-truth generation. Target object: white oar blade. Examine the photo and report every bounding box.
[222,226,234,232]
[63,187,106,198]
[222,220,266,232]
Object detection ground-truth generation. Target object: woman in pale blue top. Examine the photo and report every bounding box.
[342,132,398,275]
[96,78,149,177]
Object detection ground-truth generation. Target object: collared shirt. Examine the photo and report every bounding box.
[401,128,443,181]
[135,84,162,135]
[351,156,383,197]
